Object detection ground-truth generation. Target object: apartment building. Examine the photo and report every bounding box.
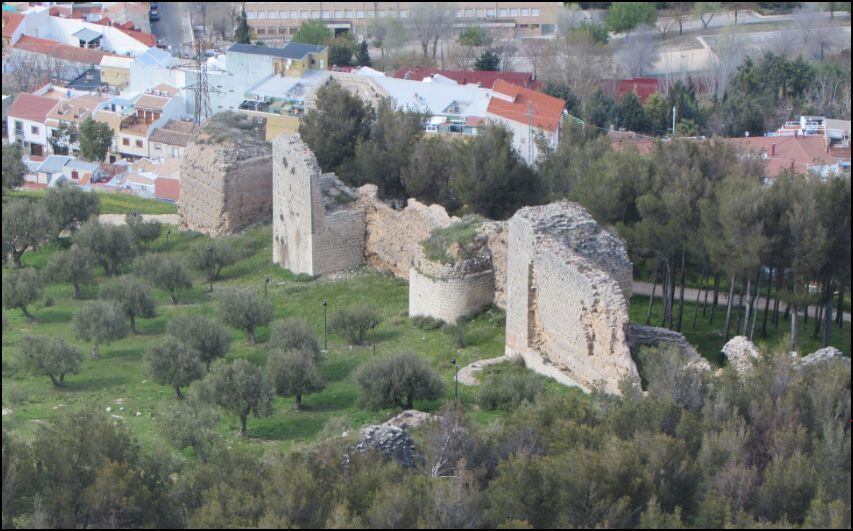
[244,2,561,43]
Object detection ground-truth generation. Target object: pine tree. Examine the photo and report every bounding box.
[234,6,251,44]
[356,40,371,67]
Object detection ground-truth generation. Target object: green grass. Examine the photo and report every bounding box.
[7,190,178,215]
[629,295,852,364]
[420,214,485,264]
[2,224,510,455]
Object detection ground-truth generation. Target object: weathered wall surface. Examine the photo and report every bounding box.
[505,202,639,394]
[179,113,272,236]
[408,250,495,324]
[357,185,458,278]
[628,324,711,371]
[272,134,365,276]
[479,221,508,308]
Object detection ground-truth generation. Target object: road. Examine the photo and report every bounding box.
[149,2,193,55]
[632,281,851,323]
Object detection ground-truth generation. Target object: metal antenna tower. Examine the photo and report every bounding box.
[191,38,212,127]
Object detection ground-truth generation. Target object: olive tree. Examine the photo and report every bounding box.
[2,267,42,320]
[355,352,445,409]
[145,337,205,399]
[159,398,220,462]
[187,238,240,287]
[98,275,156,333]
[19,336,83,387]
[194,358,274,437]
[167,314,230,370]
[134,254,192,304]
[125,212,162,251]
[269,317,320,355]
[44,244,94,298]
[266,348,325,410]
[75,220,136,275]
[331,306,380,346]
[72,300,128,359]
[218,288,272,344]
[2,199,51,267]
[42,182,99,238]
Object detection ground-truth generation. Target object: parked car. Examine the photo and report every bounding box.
[150,7,159,21]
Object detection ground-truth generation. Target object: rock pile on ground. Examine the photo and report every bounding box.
[355,425,418,468]
[799,346,849,368]
[721,336,760,374]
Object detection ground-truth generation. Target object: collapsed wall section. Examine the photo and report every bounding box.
[179,112,272,236]
[505,202,639,394]
[272,134,364,276]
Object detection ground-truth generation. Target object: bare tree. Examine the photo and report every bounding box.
[410,3,456,59]
[489,29,518,72]
[520,38,548,80]
[616,25,659,77]
[540,30,614,99]
[3,51,89,94]
[694,2,722,30]
[208,2,236,42]
[192,2,210,40]
[705,26,749,99]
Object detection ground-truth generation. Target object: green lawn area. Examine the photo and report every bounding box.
[1,224,516,455]
[7,190,178,215]
[629,295,852,364]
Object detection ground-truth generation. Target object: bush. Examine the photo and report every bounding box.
[269,317,321,356]
[477,363,545,411]
[355,352,445,409]
[331,306,380,345]
[420,215,485,264]
[5,382,29,404]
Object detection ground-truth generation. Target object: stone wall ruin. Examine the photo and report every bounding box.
[179,112,272,236]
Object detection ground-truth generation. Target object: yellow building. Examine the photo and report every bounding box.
[99,55,134,90]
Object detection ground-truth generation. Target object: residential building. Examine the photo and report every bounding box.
[394,68,541,90]
[34,155,73,185]
[486,79,565,163]
[45,93,109,155]
[243,2,561,43]
[6,92,58,156]
[149,119,194,160]
[99,54,134,89]
[61,158,100,186]
[730,135,851,179]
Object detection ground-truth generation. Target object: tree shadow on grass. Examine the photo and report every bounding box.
[302,388,359,412]
[31,308,72,324]
[64,374,131,392]
[320,356,362,382]
[249,413,326,441]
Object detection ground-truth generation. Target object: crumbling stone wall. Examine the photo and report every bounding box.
[357,185,458,278]
[505,202,639,394]
[272,134,365,276]
[408,248,495,324]
[628,324,711,371]
[479,221,508,308]
[179,112,272,236]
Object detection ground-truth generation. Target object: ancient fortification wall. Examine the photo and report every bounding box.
[357,185,458,278]
[408,249,495,324]
[272,134,365,276]
[179,112,272,236]
[505,202,639,394]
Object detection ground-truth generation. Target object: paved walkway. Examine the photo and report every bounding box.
[632,281,850,323]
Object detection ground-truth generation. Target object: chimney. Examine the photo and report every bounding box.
[771,143,776,156]
[790,159,795,170]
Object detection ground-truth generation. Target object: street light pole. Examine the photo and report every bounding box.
[207,246,213,292]
[371,320,377,359]
[322,299,328,351]
[451,357,458,401]
[264,275,269,298]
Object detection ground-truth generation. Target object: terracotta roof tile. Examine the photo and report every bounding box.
[135,94,170,110]
[2,12,24,38]
[393,68,540,90]
[487,79,565,133]
[155,177,180,201]
[8,93,59,123]
[117,26,155,46]
[13,35,112,65]
[729,135,850,176]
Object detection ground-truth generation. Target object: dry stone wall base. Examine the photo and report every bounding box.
[628,324,711,371]
[409,266,495,325]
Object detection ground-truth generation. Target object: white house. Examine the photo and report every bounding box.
[6,92,58,157]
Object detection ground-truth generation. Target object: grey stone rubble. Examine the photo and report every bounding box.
[799,346,849,367]
[355,424,418,468]
[721,336,761,375]
[383,409,434,431]
[628,324,712,371]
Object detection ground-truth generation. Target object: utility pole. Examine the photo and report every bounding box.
[672,105,677,137]
[527,101,534,163]
[191,38,212,127]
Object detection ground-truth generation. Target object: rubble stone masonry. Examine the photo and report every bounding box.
[408,248,495,324]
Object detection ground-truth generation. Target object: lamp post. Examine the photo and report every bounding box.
[451,357,458,402]
[264,275,269,298]
[167,228,171,243]
[207,246,214,292]
[370,320,377,359]
[322,299,328,351]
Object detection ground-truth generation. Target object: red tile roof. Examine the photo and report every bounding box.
[729,135,850,177]
[599,78,662,104]
[393,68,541,90]
[155,177,180,202]
[118,26,155,47]
[2,11,24,38]
[8,93,59,123]
[22,182,48,191]
[487,79,565,133]
[13,35,112,65]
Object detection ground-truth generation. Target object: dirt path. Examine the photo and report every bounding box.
[98,214,180,225]
[632,281,851,323]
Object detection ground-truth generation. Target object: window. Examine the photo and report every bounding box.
[135,139,143,148]
[71,170,79,180]
[122,137,130,146]
[367,10,374,17]
[322,10,331,18]
[289,10,297,19]
[257,11,267,19]
[400,9,407,18]
[357,10,364,17]
[455,9,462,16]
[465,9,474,17]
[486,8,495,17]
[171,147,179,158]
[499,8,508,17]
[300,10,308,18]
[521,8,530,16]
[379,10,385,17]
[31,125,39,134]
[246,11,255,19]
[311,10,319,18]
[510,8,518,17]
[14,120,23,132]
[477,9,484,17]
[345,10,353,17]
[256,28,267,35]
[335,10,343,18]
[155,143,162,152]
[531,8,540,16]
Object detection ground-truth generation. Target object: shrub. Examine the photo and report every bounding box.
[331,306,380,345]
[269,317,321,357]
[420,215,485,264]
[478,364,545,411]
[355,352,445,409]
[411,315,444,330]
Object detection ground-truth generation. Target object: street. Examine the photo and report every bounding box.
[149,1,193,55]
